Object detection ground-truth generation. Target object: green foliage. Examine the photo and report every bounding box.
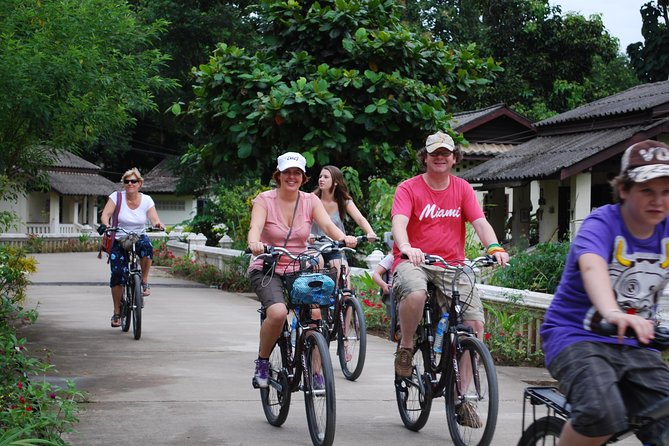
[402,0,634,120]
[0,246,83,441]
[627,1,669,83]
[351,273,389,333]
[365,178,396,239]
[464,224,484,260]
[483,295,544,366]
[488,241,570,293]
[0,0,176,196]
[183,0,501,184]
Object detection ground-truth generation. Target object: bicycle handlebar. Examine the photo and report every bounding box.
[400,253,497,269]
[592,319,669,350]
[311,234,367,254]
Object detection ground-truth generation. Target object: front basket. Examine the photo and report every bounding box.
[283,268,337,307]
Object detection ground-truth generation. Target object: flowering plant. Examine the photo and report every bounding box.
[351,273,390,335]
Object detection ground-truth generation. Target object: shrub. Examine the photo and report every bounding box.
[488,241,570,293]
[350,273,389,334]
[0,246,83,442]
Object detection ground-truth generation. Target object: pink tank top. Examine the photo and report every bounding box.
[248,189,316,274]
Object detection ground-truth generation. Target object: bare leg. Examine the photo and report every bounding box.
[259,303,288,357]
[558,420,610,446]
[111,285,122,314]
[398,290,427,350]
[140,256,152,285]
[459,319,484,390]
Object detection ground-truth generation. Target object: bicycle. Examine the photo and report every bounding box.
[518,321,669,446]
[104,226,157,341]
[248,245,337,446]
[391,254,499,446]
[312,235,368,381]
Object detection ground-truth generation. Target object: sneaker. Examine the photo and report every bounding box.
[313,373,325,390]
[394,347,413,377]
[456,401,483,428]
[254,359,269,388]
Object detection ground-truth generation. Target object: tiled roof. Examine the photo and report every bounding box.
[47,172,118,196]
[461,125,648,183]
[537,80,669,127]
[459,142,514,157]
[142,158,179,193]
[452,104,507,129]
[49,150,101,172]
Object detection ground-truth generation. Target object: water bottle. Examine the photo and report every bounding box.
[434,313,448,354]
[290,317,298,347]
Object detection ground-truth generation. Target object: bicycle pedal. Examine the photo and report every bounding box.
[251,377,260,389]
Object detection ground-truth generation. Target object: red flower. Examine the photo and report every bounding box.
[363,299,374,307]
[50,393,57,399]
[25,406,33,412]
[485,333,491,341]
[17,382,23,390]
[19,396,25,404]
[360,291,365,297]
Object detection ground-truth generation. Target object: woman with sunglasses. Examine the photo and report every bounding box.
[99,168,164,328]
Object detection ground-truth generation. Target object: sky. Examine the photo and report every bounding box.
[550,0,649,51]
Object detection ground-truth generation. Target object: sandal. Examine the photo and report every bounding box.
[111,314,121,328]
[142,282,151,296]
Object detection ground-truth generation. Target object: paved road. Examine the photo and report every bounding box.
[23,252,561,446]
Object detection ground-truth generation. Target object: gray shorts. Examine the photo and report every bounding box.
[548,341,669,441]
[392,261,484,322]
[249,269,287,309]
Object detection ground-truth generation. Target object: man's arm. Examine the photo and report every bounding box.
[471,217,509,266]
[392,214,423,266]
[579,252,654,343]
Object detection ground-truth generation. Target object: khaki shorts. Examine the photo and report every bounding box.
[393,261,484,322]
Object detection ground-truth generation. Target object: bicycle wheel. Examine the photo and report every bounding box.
[516,416,564,446]
[337,294,366,381]
[445,336,498,446]
[131,274,142,340]
[395,342,433,431]
[120,284,131,332]
[303,330,336,446]
[260,337,292,426]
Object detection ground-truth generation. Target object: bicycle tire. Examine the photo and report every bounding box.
[337,294,367,381]
[132,274,142,340]
[395,341,433,431]
[121,284,131,332]
[260,337,292,426]
[516,416,564,446]
[445,336,499,446]
[303,330,336,446]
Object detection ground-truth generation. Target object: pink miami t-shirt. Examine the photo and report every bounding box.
[391,174,484,271]
[248,189,317,275]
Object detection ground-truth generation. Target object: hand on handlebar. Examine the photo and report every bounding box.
[604,310,655,345]
[248,241,265,256]
[490,250,509,267]
[343,235,357,248]
[401,246,425,266]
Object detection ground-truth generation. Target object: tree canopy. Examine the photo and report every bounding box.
[182,0,501,185]
[402,0,635,120]
[628,0,669,83]
[0,0,176,196]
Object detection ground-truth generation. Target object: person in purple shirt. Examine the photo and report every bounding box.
[541,140,669,445]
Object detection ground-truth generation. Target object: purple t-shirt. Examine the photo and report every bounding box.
[541,204,669,367]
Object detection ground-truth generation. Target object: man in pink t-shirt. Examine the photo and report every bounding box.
[391,131,509,383]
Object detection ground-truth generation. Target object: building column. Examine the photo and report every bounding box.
[73,200,80,224]
[538,180,560,243]
[49,192,60,234]
[483,187,507,242]
[571,172,592,237]
[511,183,532,245]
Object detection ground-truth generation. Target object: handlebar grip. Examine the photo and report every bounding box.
[593,319,669,350]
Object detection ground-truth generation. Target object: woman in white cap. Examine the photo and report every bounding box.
[247,152,357,388]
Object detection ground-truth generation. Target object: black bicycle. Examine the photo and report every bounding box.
[105,226,156,340]
[392,254,499,446]
[518,321,669,446]
[249,246,337,446]
[312,235,368,381]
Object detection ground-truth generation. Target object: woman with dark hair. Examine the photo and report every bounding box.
[311,165,377,280]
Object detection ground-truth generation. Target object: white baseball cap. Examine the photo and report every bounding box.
[425,131,455,153]
[277,152,306,172]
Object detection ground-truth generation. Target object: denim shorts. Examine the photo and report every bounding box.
[109,235,153,287]
[548,341,669,442]
[392,261,484,322]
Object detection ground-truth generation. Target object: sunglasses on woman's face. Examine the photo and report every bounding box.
[123,179,139,184]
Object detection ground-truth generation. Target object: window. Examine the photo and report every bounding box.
[155,200,185,211]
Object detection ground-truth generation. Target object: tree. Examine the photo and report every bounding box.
[0,0,176,195]
[628,0,669,83]
[402,0,630,120]
[183,0,501,185]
